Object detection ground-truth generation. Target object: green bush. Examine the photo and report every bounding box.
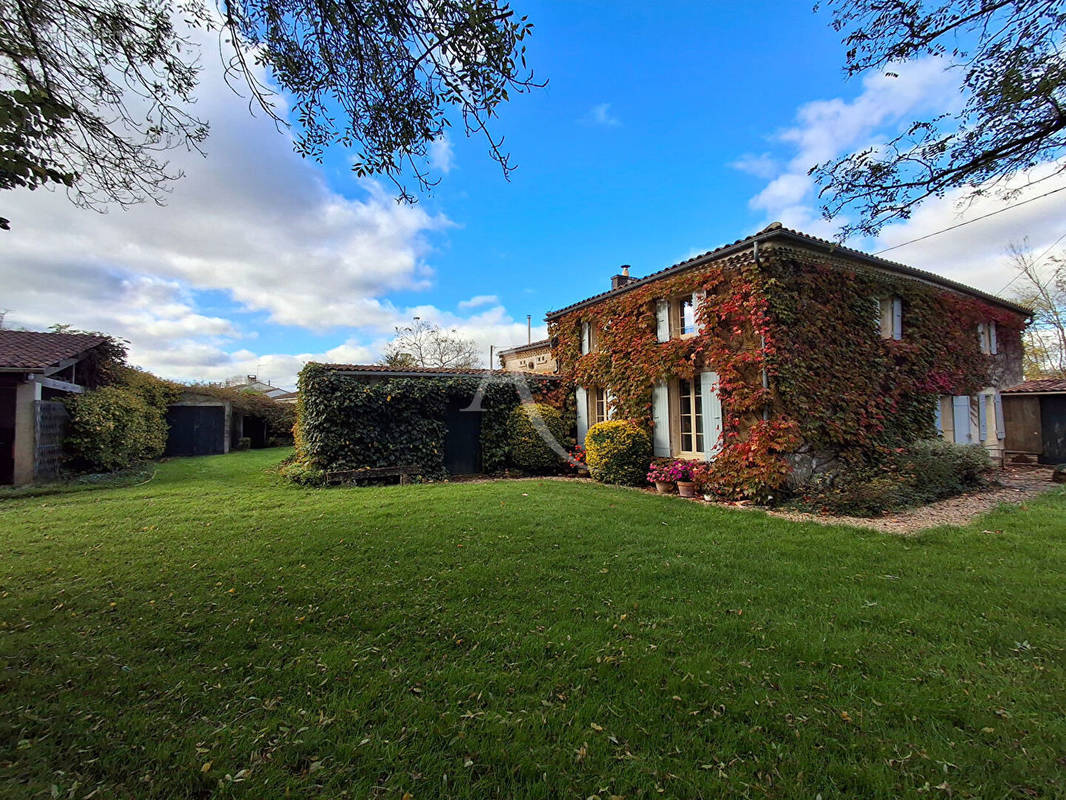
[508,403,568,473]
[795,439,994,516]
[585,420,652,486]
[64,386,169,472]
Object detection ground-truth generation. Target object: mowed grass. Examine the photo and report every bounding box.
[1,451,1065,799]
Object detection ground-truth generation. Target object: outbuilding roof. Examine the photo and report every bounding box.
[1003,378,1066,394]
[498,339,551,356]
[0,330,109,371]
[544,223,1032,320]
[320,363,557,380]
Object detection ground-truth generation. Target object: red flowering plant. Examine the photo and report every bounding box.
[647,458,696,484]
[569,444,587,468]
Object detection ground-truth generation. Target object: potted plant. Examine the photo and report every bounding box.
[570,444,589,476]
[674,459,698,497]
[647,459,676,493]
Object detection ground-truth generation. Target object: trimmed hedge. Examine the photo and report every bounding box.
[507,402,569,473]
[585,420,653,486]
[293,364,557,481]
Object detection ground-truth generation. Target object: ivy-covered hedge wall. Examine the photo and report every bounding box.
[548,245,1027,499]
[294,364,558,480]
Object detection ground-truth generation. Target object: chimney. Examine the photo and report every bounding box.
[611,264,635,291]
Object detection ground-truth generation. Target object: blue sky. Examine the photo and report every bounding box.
[4,2,1063,387]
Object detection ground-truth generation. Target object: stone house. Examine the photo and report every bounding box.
[498,339,557,374]
[544,223,1029,485]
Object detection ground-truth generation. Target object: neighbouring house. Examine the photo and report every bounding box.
[223,374,293,400]
[0,330,113,485]
[165,392,234,457]
[544,223,1029,493]
[1000,378,1066,465]
[498,339,557,374]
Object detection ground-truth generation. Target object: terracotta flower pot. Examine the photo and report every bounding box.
[654,480,675,494]
[676,480,697,498]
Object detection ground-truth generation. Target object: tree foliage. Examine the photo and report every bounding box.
[814,0,1066,237]
[0,0,540,225]
[381,318,482,369]
[1009,240,1066,377]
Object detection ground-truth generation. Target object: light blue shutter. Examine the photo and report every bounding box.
[700,371,723,460]
[575,387,588,445]
[693,291,706,333]
[978,396,987,441]
[994,393,1005,440]
[580,323,590,355]
[934,397,943,435]
[952,395,971,443]
[989,321,998,354]
[651,382,670,456]
[892,297,903,340]
[655,300,670,342]
[605,389,617,420]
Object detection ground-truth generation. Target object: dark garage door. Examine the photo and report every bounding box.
[165,405,225,457]
[443,402,482,475]
[1041,396,1066,464]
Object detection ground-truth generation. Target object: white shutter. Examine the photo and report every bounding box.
[989,321,998,354]
[892,297,903,340]
[952,395,971,443]
[934,397,943,435]
[700,371,723,460]
[994,393,1005,440]
[575,386,588,445]
[580,323,590,355]
[978,395,988,441]
[605,388,617,420]
[693,290,706,333]
[977,323,987,353]
[651,382,670,456]
[655,300,670,342]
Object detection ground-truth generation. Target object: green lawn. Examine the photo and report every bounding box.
[2,451,1064,799]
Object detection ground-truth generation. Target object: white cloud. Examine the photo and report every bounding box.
[586,102,621,128]
[429,136,455,174]
[0,26,535,388]
[457,294,499,309]
[737,57,959,236]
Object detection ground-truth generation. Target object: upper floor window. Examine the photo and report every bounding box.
[677,297,697,337]
[656,292,703,342]
[580,321,591,355]
[876,296,902,340]
[978,321,998,354]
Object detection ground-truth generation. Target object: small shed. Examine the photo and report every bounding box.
[165,393,232,457]
[1001,379,1066,465]
[0,330,111,485]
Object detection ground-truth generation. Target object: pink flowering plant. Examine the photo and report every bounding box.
[647,458,695,484]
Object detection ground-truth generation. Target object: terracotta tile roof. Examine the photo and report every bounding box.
[544,222,1032,319]
[320,363,557,379]
[1003,378,1066,394]
[0,330,109,370]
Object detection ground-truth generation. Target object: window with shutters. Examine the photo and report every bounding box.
[876,296,902,340]
[677,378,704,456]
[676,297,697,337]
[977,321,997,354]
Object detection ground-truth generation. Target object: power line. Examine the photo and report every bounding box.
[872,185,1066,256]
[995,229,1066,296]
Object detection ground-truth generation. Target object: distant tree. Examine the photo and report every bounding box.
[380,319,481,369]
[1009,241,1066,378]
[0,0,541,226]
[814,0,1066,237]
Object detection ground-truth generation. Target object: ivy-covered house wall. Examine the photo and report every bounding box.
[546,228,1028,499]
[294,364,559,480]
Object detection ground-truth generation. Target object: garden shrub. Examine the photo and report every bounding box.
[507,402,569,473]
[795,439,994,516]
[584,420,652,486]
[64,386,170,472]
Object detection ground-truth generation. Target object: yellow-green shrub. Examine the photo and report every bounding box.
[508,402,569,473]
[64,386,169,472]
[585,420,652,486]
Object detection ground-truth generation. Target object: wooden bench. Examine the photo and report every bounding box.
[325,465,419,486]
